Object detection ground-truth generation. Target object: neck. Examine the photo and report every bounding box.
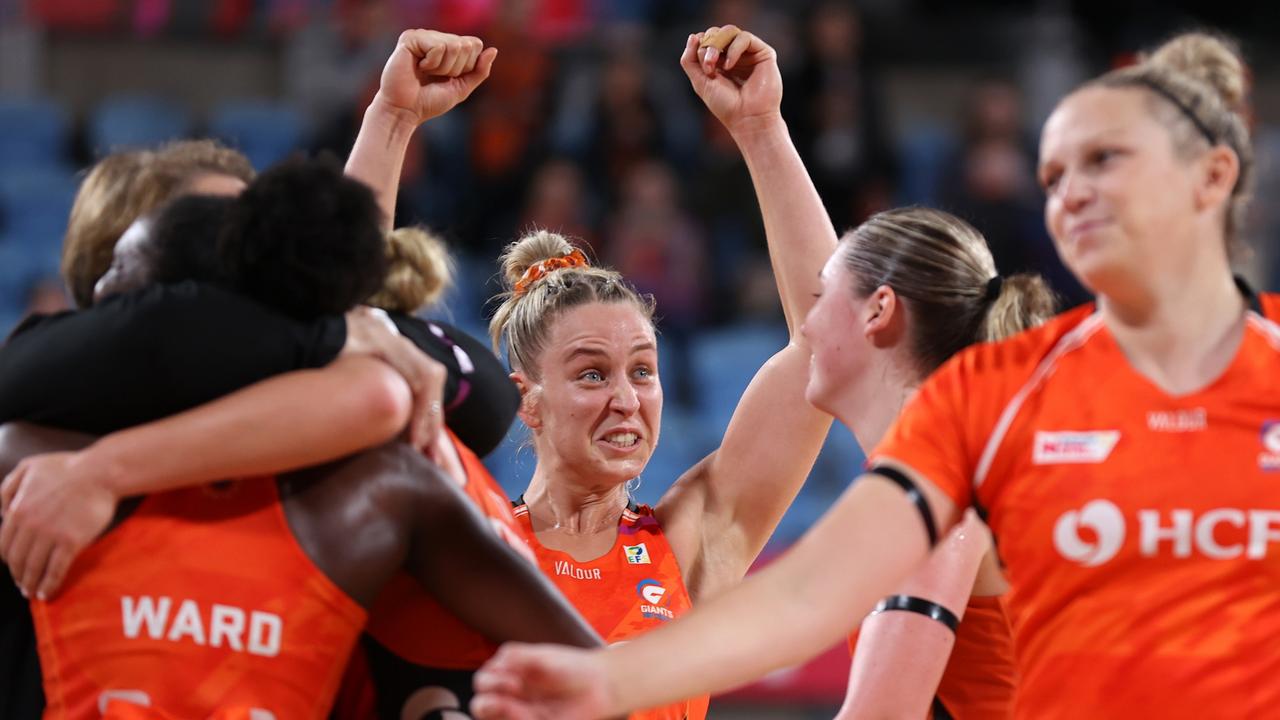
[835,356,918,450]
[524,459,630,535]
[1099,257,1245,394]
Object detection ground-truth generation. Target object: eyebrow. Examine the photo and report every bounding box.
[564,342,656,363]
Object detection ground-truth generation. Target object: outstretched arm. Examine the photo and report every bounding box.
[472,472,960,720]
[345,29,497,229]
[660,28,836,588]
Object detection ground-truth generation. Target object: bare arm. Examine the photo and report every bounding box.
[660,29,837,587]
[345,29,496,230]
[839,511,992,719]
[472,472,960,720]
[0,357,411,598]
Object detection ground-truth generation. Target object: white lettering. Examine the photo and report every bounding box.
[209,604,245,651]
[121,596,171,640]
[1139,509,1193,558]
[1195,509,1246,559]
[166,599,206,645]
[553,560,602,581]
[1146,408,1207,432]
[1247,510,1280,560]
[248,612,282,657]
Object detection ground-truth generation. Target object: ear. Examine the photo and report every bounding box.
[511,371,542,430]
[863,284,900,347]
[1195,144,1240,213]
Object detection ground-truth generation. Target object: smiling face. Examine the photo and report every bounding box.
[521,301,662,487]
[1038,86,1206,295]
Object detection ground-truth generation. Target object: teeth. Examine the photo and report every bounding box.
[604,432,638,447]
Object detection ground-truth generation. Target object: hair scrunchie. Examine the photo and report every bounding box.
[513,248,590,297]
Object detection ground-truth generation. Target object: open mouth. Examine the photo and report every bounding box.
[602,432,639,448]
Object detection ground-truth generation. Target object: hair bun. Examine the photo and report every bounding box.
[367,226,455,313]
[498,229,578,290]
[1146,32,1248,113]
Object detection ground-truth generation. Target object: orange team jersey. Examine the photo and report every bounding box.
[846,594,1017,719]
[332,430,536,720]
[513,501,710,720]
[31,478,367,720]
[872,293,1280,719]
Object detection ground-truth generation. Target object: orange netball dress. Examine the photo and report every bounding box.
[513,501,710,720]
[332,431,536,719]
[872,293,1280,719]
[31,478,366,720]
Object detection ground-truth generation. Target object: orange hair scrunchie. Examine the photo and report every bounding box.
[512,248,590,297]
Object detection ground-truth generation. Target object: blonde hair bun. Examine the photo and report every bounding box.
[1146,32,1248,113]
[498,229,578,290]
[367,226,455,313]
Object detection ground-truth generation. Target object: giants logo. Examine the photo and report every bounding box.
[636,579,674,621]
[1054,500,1280,565]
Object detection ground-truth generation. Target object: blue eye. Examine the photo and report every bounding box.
[580,370,603,382]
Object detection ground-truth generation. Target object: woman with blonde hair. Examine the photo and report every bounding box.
[472,30,1280,720]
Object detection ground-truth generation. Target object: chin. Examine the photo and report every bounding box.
[804,380,836,416]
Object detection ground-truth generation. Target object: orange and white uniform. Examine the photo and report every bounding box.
[513,501,709,720]
[847,594,1018,719]
[31,479,366,720]
[332,431,534,719]
[872,293,1280,719]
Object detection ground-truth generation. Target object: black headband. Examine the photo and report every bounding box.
[1134,76,1218,145]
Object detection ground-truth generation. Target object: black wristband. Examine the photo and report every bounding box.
[867,465,939,547]
[871,594,960,633]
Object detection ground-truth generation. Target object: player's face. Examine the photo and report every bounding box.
[801,254,869,416]
[529,302,662,487]
[1039,86,1197,295]
[93,217,156,302]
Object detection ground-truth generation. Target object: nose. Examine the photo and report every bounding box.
[609,377,641,414]
[1058,169,1094,214]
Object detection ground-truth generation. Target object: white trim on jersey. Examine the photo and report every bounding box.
[973,313,1106,489]
[1247,311,1280,352]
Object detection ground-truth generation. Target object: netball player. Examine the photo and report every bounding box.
[470,31,1280,720]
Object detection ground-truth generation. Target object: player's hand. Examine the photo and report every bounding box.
[373,28,498,125]
[343,307,447,452]
[0,451,116,600]
[680,26,782,134]
[472,643,614,720]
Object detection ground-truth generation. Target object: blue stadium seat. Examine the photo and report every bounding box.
[89,95,190,154]
[208,100,306,171]
[0,96,72,172]
[688,322,788,435]
[630,408,715,507]
[0,166,77,253]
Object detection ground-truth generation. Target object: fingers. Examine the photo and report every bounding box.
[471,695,536,720]
[5,520,33,597]
[35,545,71,601]
[0,467,24,562]
[18,535,54,600]
[698,25,742,73]
[679,33,702,81]
[0,467,19,516]
[722,28,754,71]
[403,29,485,78]
[458,47,499,96]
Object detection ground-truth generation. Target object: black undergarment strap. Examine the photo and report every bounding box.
[1235,274,1262,315]
[512,494,640,514]
[871,594,960,633]
[867,465,939,547]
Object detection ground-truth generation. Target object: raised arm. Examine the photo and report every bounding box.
[345,29,497,229]
[472,470,961,720]
[659,29,837,585]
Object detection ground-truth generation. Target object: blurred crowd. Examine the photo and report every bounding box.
[3,0,1280,528]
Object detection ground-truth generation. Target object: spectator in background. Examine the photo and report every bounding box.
[940,79,1089,306]
[604,158,708,406]
[518,158,598,251]
[285,0,398,155]
[784,0,895,231]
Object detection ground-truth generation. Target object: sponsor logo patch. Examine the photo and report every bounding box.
[636,579,674,620]
[623,543,651,564]
[1033,431,1120,465]
[1260,421,1280,471]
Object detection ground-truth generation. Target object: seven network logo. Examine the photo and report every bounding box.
[1054,499,1280,565]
